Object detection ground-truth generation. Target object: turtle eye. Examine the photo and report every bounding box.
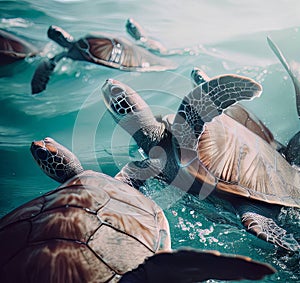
[36,148,48,160]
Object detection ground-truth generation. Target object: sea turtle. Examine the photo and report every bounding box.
[267,36,300,168]
[30,23,177,94]
[101,72,300,252]
[0,137,276,283]
[126,18,185,56]
[0,29,38,66]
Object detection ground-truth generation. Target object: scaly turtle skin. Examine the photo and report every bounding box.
[0,137,275,283]
[267,37,300,168]
[102,73,300,252]
[31,23,177,94]
[0,29,38,66]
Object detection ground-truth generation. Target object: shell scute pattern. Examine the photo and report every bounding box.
[0,197,45,229]
[0,171,169,281]
[89,225,154,274]
[29,207,100,243]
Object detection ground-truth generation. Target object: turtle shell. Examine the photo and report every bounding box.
[224,104,277,149]
[0,170,171,283]
[184,114,300,208]
[73,33,177,71]
[0,29,38,66]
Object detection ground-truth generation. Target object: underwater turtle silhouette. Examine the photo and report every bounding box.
[102,72,300,252]
[31,19,178,94]
[0,137,275,282]
[0,29,38,66]
[267,36,300,168]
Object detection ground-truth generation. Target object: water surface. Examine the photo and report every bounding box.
[1,0,300,282]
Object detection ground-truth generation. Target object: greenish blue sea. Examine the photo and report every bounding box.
[0,0,300,282]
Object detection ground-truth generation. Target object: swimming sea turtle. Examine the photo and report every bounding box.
[126,18,185,56]
[102,73,300,252]
[0,29,38,66]
[0,137,275,282]
[31,23,177,94]
[267,36,300,168]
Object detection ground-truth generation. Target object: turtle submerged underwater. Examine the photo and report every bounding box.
[0,138,275,282]
[102,71,300,252]
[31,19,178,94]
[0,29,38,66]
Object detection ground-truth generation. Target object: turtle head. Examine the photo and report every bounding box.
[125,18,145,41]
[30,137,84,183]
[102,78,150,122]
[191,67,210,86]
[47,25,74,49]
[101,78,165,154]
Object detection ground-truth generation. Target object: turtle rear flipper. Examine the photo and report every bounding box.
[242,212,300,252]
[120,249,275,283]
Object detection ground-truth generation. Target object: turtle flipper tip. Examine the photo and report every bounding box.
[266,36,278,52]
[31,59,56,94]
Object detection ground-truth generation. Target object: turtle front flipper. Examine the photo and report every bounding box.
[120,249,275,283]
[267,36,300,117]
[191,67,280,148]
[31,52,67,94]
[116,159,163,189]
[31,26,76,94]
[267,37,300,167]
[171,74,262,166]
[242,212,300,252]
[102,79,166,155]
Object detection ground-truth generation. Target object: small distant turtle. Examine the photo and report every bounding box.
[0,29,38,66]
[267,36,300,168]
[0,137,275,282]
[31,23,177,94]
[126,18,185,56]
[102,73,300,252]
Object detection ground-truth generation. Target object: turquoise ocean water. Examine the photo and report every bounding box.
[1,0,300,281]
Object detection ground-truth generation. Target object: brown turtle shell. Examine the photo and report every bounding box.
[0,29,38,66]
[185,114,300,208]
[75,33,177,71]
[0,170,171,283]
[224,104,277,149]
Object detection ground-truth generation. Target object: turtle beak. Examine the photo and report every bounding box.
[101,78,119,94]
[30,140,44,152]
[30,140,44,162]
